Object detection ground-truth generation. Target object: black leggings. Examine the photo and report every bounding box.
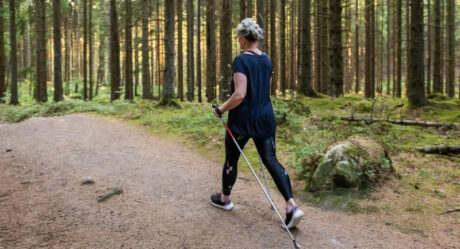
[222,132,294,201]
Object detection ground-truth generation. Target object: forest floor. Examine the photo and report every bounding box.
[0,113,458,249]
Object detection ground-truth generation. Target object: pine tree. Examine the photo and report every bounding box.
[141,0,153,99]
[109,0,121,101]
[9,0,18,104]
[407,0,426,106]
[162,0,175,104]
[220,0,232,101]
[186,0,194,101]
[125,0,133,100]
[35,0,47,102]
[298,0,315,97]
[177,0,184,101]
[329,0,343,97]
[0,0,6,103]
[53,0,63,102]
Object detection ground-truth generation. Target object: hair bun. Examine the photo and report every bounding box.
[237,18,265,42]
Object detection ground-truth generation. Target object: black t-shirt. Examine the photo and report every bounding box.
[227,51,276,138]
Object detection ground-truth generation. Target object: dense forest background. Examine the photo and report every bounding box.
[0,0,459,106]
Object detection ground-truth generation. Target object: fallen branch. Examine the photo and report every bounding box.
[387,119,458,128]
[340,117,458,129]
[98,187,123,203]
[443,208,460,214]
[415,145,460,155]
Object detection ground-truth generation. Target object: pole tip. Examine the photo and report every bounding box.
[293,240,301,249]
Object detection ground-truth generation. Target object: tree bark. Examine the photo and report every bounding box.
[256,0,267,52]
[280,0,286,97]
[298,0,315,97]
[53,0,63,102]
[354,0,359,94]
[64,3,71,96]
[35,0,47,102]
[407,0,426,107]
[197,0,202,103]
[125,0,133,100]
[186,0,194,101]
[446,0,455,97]
[394,0,401,97]
[162,0,175,104]
[177,0,184,101]
[426,0,431,95]
[270,0,277,96]
[329,0,342,97]
[206,0,216,102]
[219,0,232,101]
[0,0,5,103]
[433,0,442,93]
[89,0,94,100]
[386,0,392,95]
[109,0,121,101]
[134,26,139,97]
[319,0,328,94]
[83,0,88,100]
[141,0,153,99]
[9,0,18,104]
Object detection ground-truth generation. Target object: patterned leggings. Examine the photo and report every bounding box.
[221,131,294,201]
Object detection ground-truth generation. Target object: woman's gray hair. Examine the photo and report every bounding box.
[236,18,264,42]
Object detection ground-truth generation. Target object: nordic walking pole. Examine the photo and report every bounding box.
[213,105,301,249]
[258,155,274,210]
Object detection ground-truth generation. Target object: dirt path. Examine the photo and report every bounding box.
[0,114,455,249]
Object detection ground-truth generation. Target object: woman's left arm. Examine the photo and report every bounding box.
[213,72,247,117]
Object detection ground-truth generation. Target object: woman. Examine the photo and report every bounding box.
[211,18,304,229]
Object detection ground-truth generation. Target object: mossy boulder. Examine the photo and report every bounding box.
[308,136,393,192]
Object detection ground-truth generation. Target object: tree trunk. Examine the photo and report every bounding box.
[319,0,329,94]
[197,0,202,102]
[354,0,359,94]
[220,0,232,101]
[298,0,315,97]
[134,26,139,97]
[9,0,18,104]
[315,0,321,91]
[256,0,267,52]
[405,0,410,96]
[433,0,441,93]
[88,0,93,100]
[387,0,392,95]
[109,0,120,101]
[64,4,71,96]
[426,0,431,95]
[156,0,162,98]
[177,0,184,101]
[124,0,133,100]
[0,0,6,103]
[395,0,401,97]
[83,0,88,100]
[186,0,194,101]
[270,0,277,96]
[35,0,47,102]
[280,0,286,97]
[446,0,455,97]
[52,0,63,102]
[240,0,247,20]
[345,0,352,93]
[162,0,175,103]
[206,0,216,102]
[329,0,342,97]
[141,0,152,99]
[407,0,426,107]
